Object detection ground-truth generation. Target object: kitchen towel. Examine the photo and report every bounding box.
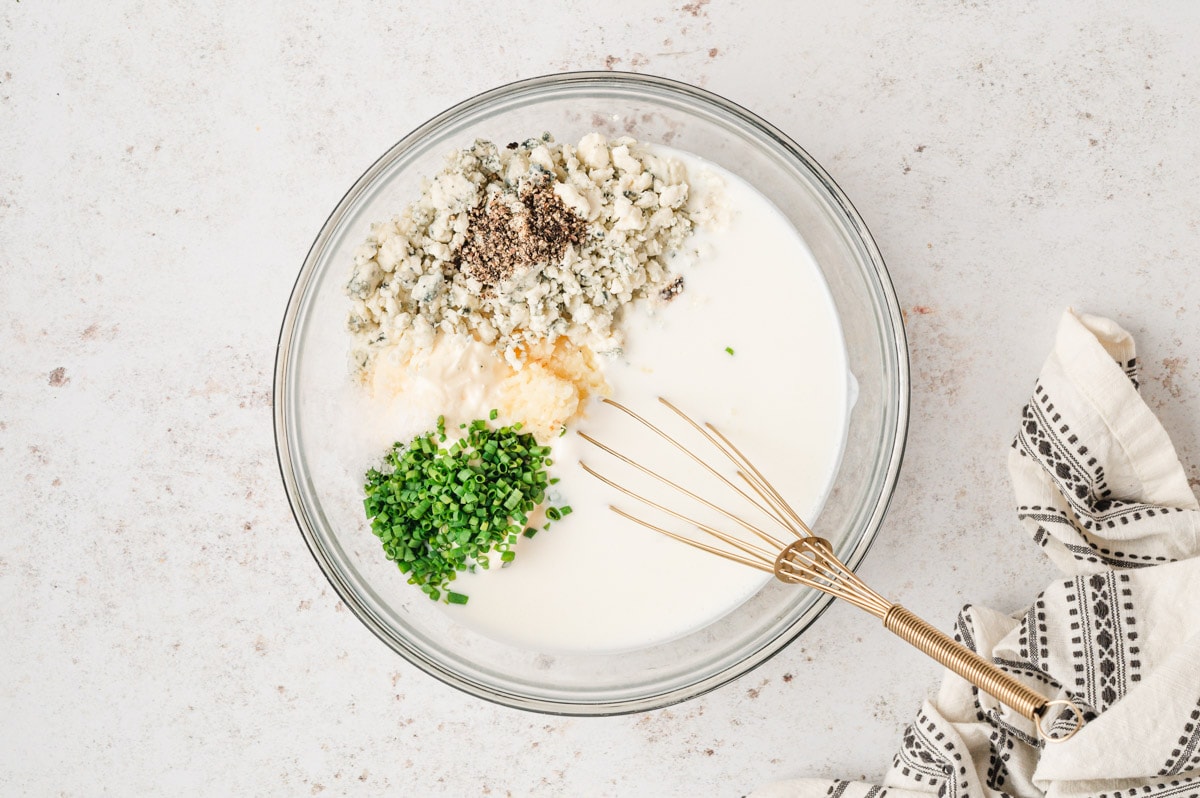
[751,310,1200,798]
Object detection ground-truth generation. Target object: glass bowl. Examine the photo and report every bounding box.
[274,72,908,715]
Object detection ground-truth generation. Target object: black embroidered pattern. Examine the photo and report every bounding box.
[823,781,889,798]
[1065,572,1141,711]
[952,605,978,653]
[992,656,1061,687]
[984,707,1041,749]
[1012,383,1181,536]
[1160,700,1200,777]
[1013,383,1108,504]
[895,723,948,787]
[1048,700,1095,739]
[1018,595,1050,673]
[1017,505,1171,568]
[1095,774,1200,797]
[894,710,977,798]
[1123,356,1140,390]
[985,722,1014,791]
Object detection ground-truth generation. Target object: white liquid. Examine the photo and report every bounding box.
[432,149,851,653]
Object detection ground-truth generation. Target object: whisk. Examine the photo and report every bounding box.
[580,397,1083,742]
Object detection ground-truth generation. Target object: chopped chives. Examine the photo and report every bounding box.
[361,414,566,605]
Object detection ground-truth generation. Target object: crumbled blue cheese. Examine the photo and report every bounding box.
[345,132,700,376]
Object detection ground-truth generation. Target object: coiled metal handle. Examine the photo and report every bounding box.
[884,605,1082,741]
[770,539,1083,741]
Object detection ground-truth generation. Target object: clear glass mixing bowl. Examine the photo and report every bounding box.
[274,72,908,715]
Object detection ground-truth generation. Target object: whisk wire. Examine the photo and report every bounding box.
[578,429,785,553]
[578,460,784,563]
[735,470,804,535]
[655,399,799,531]
[579,396,1083,742]
[659,397,815,538]
[708,424,815,537]
[603,399,797,545]
[776,539,892,617]
[607,505,773,573]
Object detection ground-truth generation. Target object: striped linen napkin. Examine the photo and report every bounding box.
[752,310,1200,798]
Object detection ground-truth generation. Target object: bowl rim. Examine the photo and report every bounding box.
[273,70,910,716]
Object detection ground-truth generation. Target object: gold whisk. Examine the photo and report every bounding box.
[580,397,1083,742]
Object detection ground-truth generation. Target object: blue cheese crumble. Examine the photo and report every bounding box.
[346,133,700,376]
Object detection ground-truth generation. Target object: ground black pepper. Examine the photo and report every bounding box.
[659,275,685,302]
[458,183,588,285]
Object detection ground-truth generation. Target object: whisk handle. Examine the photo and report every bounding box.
[883,605,1082,741]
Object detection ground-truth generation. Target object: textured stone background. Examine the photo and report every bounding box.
[3,2,1199,795]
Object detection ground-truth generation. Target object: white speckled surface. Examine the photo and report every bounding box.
[4,2,1200,795]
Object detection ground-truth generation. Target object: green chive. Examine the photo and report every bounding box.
[361,414,567,605]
